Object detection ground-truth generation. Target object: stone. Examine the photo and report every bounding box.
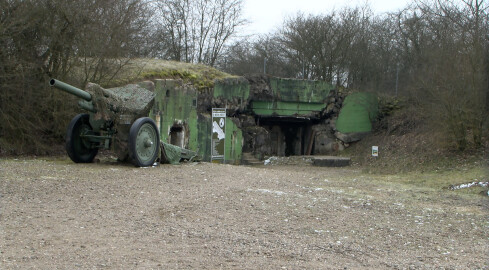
[325,103,335,114]
[313,132,348,154]
[335,131,370,143]
[239,115,256,127]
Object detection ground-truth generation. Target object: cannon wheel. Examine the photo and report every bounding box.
[66,114,99,163]
[128,117,160,167]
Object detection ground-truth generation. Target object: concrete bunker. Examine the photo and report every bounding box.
[150,74,377,164]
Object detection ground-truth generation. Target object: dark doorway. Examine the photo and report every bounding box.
[258,117,313,157]
[169,125,185,148]
[283,126,299,156]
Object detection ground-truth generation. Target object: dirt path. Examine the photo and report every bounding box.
[1,159,488,269]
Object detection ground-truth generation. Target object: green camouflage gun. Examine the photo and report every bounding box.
[50,79,159,167]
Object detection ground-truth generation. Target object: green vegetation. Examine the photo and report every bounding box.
[339,132,488,197]
[84,59,235,89]
[62,58,234,89]
[369,166,488,198]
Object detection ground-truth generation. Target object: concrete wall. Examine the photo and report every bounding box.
[149,76,377,163]
[251,78,335,117]
[151,79,243,164]
[151,79,199,152]
[269,78,334,103]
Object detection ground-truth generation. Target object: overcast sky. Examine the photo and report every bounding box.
[242,0,411,35]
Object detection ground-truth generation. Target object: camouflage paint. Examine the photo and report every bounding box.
[213,77,250,101]
[251,101,326,116]
[251,78,334,117]
[194,115,242,164]
[197,114,212,161]
[150,76,338,164]
[51,79,157,162]
[336,92,378,133]
[151,80,198,151]
[151,80,243,164]
[269,78,334,102]
[224,118,243,164]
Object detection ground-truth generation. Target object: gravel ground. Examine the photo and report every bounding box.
[1,158,488,269]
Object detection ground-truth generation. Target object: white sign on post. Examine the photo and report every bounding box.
[372,146,379,157]
[211,108,226,163]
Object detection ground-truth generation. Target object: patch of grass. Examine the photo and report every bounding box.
[339,102,489,196]
[344,131,487,173]
[395,166,487,190]
[341,136,488,196]
[98,58,235,90]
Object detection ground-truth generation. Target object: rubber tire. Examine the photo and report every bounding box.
[128,117,160,167]
[66,114,99,163]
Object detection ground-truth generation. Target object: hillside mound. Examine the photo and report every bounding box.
[77,58,235,89]
[340,101,489,174]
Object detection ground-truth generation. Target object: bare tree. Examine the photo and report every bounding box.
[220,34,298,77]
[0,0,153,154]
[404,0,489,149]
[278,6,377,86]
[153,0,245,66]
[279,13,338,81]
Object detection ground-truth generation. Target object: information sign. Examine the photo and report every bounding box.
[211,108,226,162]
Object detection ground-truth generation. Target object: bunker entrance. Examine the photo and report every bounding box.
[259,117,314,157]
[169,125,185,148]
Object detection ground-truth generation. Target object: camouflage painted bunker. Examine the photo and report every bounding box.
[150,74,376,164]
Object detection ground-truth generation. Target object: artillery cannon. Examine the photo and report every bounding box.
[50,79,160,167]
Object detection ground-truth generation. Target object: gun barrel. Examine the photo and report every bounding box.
[50,79,92,102]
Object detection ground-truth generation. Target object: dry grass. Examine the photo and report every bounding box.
[90,58,235,89]
[339,101,489,196]
[341,132,488,197]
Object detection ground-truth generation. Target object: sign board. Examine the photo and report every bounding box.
[211,108,226,163]
[372,146,379,157]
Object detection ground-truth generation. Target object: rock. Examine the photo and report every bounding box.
[325,103,335,114]
[239,115,256,127]
[330,117,337,131]
[312,123,332,133]
[337,98,343,106]
[137,81,155,92]
[335,131,370,143]
[313,133,346,154]
[242,126,271,156]
[336,141,345,151]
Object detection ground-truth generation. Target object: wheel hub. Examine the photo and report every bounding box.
[144,138,153,148]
